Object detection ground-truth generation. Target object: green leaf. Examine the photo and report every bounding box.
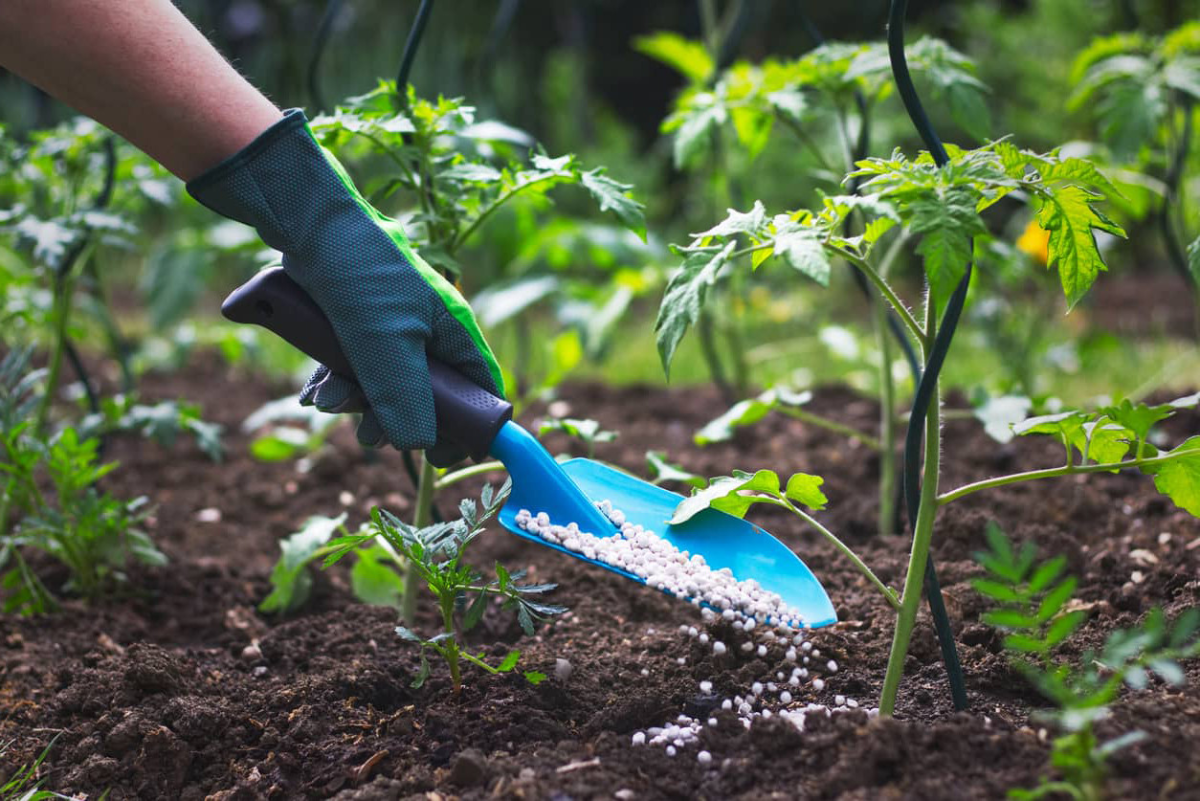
[524,671,548,685]
[695,388,812,446]
[1148,657,1185,685]
[1044,610,1087,648]
[260,514,347,614]
[463,590,489,632]
[784,473,828,511]
[1028,556,1067,593]
[971,579,1024,604]
[1037,578,1079,622]
[695,202,768,239]
[908,191,984,308]
[645,451,706,489]
[537,418,618,447]
[633,32,714,83]
[772,218,831,285]
[667,95,726,168]
[350,545,406,609]
[580,169,647,241]
[1101,398,1172,443]
[1003,633,1048,654]
[1188,234,1200,284]
[654,242,735,376]
[1034,184,1125,309]
[249,427,311,462]
[411,651,431,689]
[1150,436,1200,516]
[395,625,422,642]
[984,609,1041,630]
[670,469,783,525]
[497,650,521,672]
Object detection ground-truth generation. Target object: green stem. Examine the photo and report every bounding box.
[774,498,900,610]
[34,273,75,438]
[875,293,898,537]
[777,406,881,450]
[451,173,562,253]
[879,302,939,717]
[403,453,438,623]
[435,461,506,491]
[775,113,836,174]
[936,448,1200,506]
[835,249,925,347]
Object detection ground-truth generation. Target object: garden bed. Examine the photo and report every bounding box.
[2,353,1199,800]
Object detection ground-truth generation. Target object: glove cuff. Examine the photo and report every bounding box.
[186,108,326,253]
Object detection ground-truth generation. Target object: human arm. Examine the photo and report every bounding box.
[0,0,282,180]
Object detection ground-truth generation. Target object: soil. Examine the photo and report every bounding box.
[2,351,1200,800]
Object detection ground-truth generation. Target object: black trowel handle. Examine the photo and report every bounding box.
[221,267,513,461]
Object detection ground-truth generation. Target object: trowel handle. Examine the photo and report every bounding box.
[221,267,513,461]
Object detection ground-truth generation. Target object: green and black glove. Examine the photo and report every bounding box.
[187,109,504,466]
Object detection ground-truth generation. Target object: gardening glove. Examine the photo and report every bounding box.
[186,109,504,467]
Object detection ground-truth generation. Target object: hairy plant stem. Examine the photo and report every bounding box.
[776,406,881,450]
[435,461,506,491]
[875,294,898,536]
[937,448,1200,505]
[438,591,462,694]
[766,498,899,610]
[879,304,940,717]
[836,250,925,347]
[403,454,438,623]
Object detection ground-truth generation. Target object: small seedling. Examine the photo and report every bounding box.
[1,737,61,801]
[537,417,617,459]
[1,350,163,615]
[323,481,563,694]
[80,395,223,462]
[973,524,1200,801]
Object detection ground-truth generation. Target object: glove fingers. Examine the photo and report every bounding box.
[298,365,331,406]
[355,408,387,448]
[309,372,368,414]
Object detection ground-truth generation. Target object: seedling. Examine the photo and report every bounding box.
[1,737,60,801]
[973,524,1200,801]
[0,349,165,615]
[79,395,223,462]
[537,417,617,459]
[324,481,563,694]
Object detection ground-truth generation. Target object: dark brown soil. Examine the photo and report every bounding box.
[3,352,1199,800]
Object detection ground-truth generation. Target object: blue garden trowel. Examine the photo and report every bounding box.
[223,268,836,628]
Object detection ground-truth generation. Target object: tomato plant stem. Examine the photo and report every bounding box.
[34,273,75,438]
[836,250,925,347]
[879,371,941,715]
[404,453,438,623]
[435,461,505,491]
[775,498,900,610]
[875,293,898,537]
[936,448,1200,505]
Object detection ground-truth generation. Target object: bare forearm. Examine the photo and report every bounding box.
[0,0,282,180]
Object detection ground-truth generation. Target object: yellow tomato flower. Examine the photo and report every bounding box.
[1017,218,1051,265]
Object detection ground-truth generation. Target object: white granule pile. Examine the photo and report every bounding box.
[514,501,808,627]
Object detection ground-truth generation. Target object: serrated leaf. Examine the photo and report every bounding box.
[497,650,521,672]
[694,202,768,239]
[1101,398,1173,443]
[1150,436,1200,516]
[784,473,827,511]
[654,242,735,376]
[669,99,725,168]
[908,192,983,309]
[1035,184,1124,308]
[772,221,831,286]
[580,169,647,240]
[463,590,489,632]
[524,670,548,685]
